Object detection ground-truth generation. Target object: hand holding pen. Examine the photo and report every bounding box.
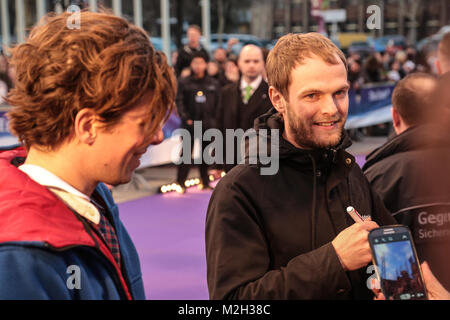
[346,206,370,223]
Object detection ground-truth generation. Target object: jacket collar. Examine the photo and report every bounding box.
[18,164,101,225]
[0,149,97,248]
[19,164,90,201]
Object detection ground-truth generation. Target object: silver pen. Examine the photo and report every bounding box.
[346,206,367,223]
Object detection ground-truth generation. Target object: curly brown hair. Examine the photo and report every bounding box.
[7,10,176,149]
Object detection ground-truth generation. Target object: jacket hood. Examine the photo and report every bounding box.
[247,108,353,168]
[0,149,97,249]
[363,124,450,171]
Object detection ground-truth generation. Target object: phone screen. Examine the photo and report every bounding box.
[371,231,427,300]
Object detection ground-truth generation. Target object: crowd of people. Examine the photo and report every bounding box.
[1,9,450,301]
[347,48,417,90]
[169,24,449,190]
[169,25,273,191]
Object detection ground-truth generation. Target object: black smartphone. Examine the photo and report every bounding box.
[368,225,428,300]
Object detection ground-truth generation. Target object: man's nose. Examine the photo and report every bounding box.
[149,127,164,145]
[322,95,339,115]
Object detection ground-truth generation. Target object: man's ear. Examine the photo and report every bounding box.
[269,86,287,114]
[391,107,402,135]
[74,109,99,145]
[435,59,442,75]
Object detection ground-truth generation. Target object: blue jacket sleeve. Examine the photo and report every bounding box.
[0,245,72,300]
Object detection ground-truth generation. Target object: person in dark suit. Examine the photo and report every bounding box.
[175,52,221,192]
[217,44,273,172]
[174,25,209,78]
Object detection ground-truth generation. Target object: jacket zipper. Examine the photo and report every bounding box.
[70,208,133,300]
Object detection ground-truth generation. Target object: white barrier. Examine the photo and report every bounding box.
[345,105,393,129]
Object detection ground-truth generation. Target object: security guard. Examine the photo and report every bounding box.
[176,52,221,192]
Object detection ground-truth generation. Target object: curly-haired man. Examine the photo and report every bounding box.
[0,11,175,299]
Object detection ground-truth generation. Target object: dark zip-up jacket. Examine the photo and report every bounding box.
[206,108,396,300]
[363,124,450,290]
[217,79,273,173]
[176,74,220,130]
[174,45,209,77]
[363,124,450,214]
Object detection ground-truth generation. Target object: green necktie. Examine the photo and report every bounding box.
[244,85,252,103]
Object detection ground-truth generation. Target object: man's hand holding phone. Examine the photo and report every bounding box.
[332,220,379,271]
[369,225,428,300]
[374,261,450,300]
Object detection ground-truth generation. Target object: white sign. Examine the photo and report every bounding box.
[321,9,346,23]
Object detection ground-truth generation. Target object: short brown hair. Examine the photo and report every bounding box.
[7,10,176,149]
[266,33,347,99]
[188,25,202,34]
[392,72,437,127]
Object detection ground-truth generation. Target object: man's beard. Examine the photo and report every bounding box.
[286,104,346,150]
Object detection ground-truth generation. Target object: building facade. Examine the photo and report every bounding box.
[256,0,449,42]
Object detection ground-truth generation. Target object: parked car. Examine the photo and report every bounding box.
[417,26,450,52]
[348,41,374,57]
[337,32,368,50]
[330,38,342,50]
[417,34,441,52]
[437,25,450,35]
[368,37,387,53]
[264,38,279,51]
[0,36,18,49]
[211,34,264,54]
[150,37,177,52]
[368,35,406,53]
[383,35,407,52]
[182,33,264,55]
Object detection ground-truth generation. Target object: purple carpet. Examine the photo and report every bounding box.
[355,155,366,168]
[118,187,212,300]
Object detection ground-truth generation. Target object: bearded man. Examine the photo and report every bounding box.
[205,33,396,300]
